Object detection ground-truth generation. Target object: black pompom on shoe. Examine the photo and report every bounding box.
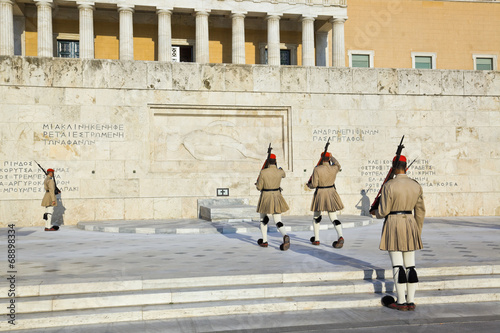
[381,295,395,307]
[332,237,344,249]
[257,239,268,247]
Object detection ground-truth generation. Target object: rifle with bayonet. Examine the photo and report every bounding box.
[369,135,405,213]
[406,157,417,171]
[307,138,331,186]
[255,143,273,184]
[35,161,61,195]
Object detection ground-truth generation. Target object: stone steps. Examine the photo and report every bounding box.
[2,265,499,330]
[4,289,500,331]
[6,274,500,315]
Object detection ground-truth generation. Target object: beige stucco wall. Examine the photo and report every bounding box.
[345,0,500,69]
[0,56,499,227]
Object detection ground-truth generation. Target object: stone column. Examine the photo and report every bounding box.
[35,0,53,57]
[157,8,172,62]
[315,32,328,67]
[195,9,210,63]
[231,12,245,64]
[77,2,94,59]
[0,0,14,55]
[331,17,346,67]
[301,16,315,66]
[118,5,134,61]
[266,14,281,66]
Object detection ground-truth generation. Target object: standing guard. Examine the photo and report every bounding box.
[307,152,345,248]
[371,155,426,311]
[256,153,291,251]
[41,168,59,231]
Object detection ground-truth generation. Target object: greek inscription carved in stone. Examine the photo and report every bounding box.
[312,128,379,142]
[37,123,125,146]
[0,161,78,195]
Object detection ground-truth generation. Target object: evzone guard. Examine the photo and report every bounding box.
[307,140,345,248]
[40,167,60,231]
[370,137,426,311]
[255,145,291,251]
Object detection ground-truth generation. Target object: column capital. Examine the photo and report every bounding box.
[330,17,347,24]
[0,0,14,5]
[34,0,54,8]
[77,2,95,10]
[117,4,134,13]
[231,12,247,19]
[266,14,282,21]
[300,15,316,22]
[156,7,173,15]
[194,9,211,16]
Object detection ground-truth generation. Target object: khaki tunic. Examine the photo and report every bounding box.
[256,165,289,214]
[309,160,344,212]
[41,176,57,207]
[376,174,425,251]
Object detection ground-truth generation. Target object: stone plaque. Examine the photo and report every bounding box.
[150,105,292,173]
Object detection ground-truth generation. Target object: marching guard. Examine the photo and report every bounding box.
[371,154,426,311]
[256,153,291,251]
[307,152,345,248]
[41,168,59,231]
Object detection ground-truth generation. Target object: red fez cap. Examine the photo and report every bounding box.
[321,152,331,157]
[269,154,276,159]
[392,155,406,163]
[47,168,55,173]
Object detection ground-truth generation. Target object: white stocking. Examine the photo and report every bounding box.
[313,211,321,241]
[403,251,417,303]
[328,211,343,238]
[259,213,268,243]
[44,206,54,229]
[389,251,407,304]
[273,214,287,237]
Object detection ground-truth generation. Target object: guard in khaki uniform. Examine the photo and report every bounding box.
[256,154,290,251]
[307,152,345,248]
[41,168,58,231]
[371,155,425,311]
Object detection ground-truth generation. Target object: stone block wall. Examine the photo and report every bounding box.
[0,56,499,227]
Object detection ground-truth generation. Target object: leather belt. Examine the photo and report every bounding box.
[389,211,412,215]
[46,190,50,193]
[317,185,335,189]
[261,188,280,192]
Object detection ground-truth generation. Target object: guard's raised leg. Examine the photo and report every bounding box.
[311,212,321,245]
[329,212,344,248]
[257,214,269,247]
[275,214,290,251]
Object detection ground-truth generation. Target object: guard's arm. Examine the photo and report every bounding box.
[414,187,426,233]
[330,156,341,170]
[375,184,391,219]
[256,172,264,191]
[48,179,57,204]
[310,167,320,189]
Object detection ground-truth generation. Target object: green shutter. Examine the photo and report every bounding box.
[476,58,493,70]
[415,56,432,69]
[352,54,370,68]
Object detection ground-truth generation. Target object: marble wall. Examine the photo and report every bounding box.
[0,56,498,227]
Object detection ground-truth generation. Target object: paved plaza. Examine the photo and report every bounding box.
[1,216,499,332]
[5,216,500,284]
